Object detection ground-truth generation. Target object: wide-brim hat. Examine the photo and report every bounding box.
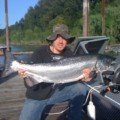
[46,24,75,44]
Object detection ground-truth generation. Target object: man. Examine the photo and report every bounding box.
[19,24,92,120]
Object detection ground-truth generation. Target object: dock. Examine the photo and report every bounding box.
[0,74,26,120]
[0,51,33,56]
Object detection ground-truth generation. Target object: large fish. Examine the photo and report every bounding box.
[9,54,115,85]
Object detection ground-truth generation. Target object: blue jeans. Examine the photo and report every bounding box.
[19,82,87,120]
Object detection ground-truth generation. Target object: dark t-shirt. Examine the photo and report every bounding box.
[25,45,73,100]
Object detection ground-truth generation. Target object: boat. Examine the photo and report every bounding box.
[74,36,120,120]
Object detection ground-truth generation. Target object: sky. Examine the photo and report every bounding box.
[0,0,38,29]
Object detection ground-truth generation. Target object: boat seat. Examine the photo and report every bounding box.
[41,100,70,120]
[41,99,90,120]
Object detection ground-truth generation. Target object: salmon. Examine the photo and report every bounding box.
[9,54,115,84]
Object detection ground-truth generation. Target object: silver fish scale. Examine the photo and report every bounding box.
[11,55,115,84]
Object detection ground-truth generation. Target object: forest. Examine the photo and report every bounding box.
[0,0,120,45]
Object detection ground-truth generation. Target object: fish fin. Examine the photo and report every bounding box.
[77,74,84,80]
[26,71,44,83]
[26,71,54,84]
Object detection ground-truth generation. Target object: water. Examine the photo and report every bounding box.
[0,44,40,65]
[11,44,39,62]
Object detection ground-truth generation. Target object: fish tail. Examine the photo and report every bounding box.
[10,60,21,71]
[1,51,16,77]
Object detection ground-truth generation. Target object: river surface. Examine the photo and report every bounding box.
[0,44,40,65]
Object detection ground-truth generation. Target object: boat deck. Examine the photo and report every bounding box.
[0,74,26,120]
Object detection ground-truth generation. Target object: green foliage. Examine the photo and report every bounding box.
[49,16,66,30]
[114,17,120,43]
[0,0,120,45]
[24,29,34,41]
[89,14,102,35]
[105,4,120,44]
[0,34,5,43]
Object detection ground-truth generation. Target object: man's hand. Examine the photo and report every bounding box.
[18,69,28,78]
[81,68,92,82]
[17,60,28,78]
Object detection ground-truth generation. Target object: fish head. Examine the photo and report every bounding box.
[96,54,115,72]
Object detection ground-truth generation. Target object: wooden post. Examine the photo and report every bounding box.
[83,0,90,36]
[5,0,10,51]
[102,0,105,35]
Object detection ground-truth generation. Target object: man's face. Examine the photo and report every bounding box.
[52,36,68,53]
